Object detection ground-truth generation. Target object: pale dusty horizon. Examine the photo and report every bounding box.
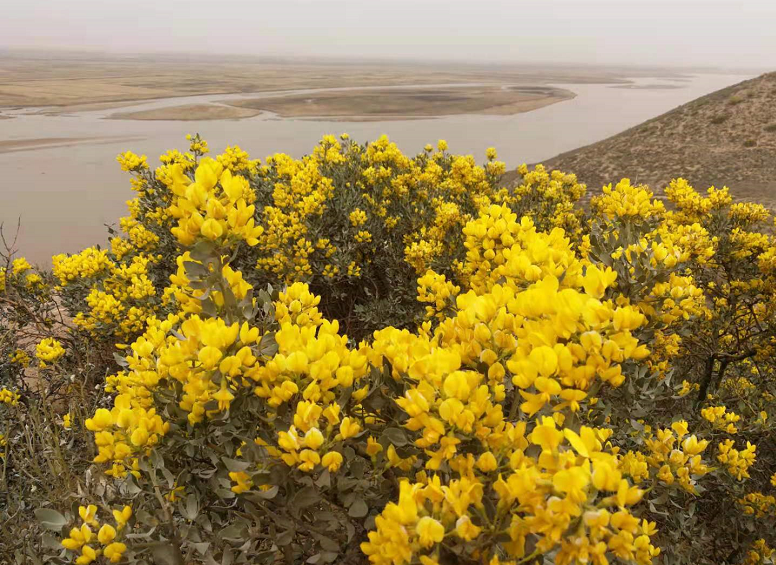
[2,0,776,70]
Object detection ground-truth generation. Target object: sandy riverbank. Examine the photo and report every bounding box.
[228,86,573,121]
[0,136,145,154]
[1,50,660,109]
[109,103,264,121]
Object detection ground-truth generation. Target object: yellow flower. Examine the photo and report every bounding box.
[304,428,324,450]
[592,458,621,491]
[130,427,149,447]
[671,421,689,438]
[197,346,223,370]
[455,515,482,541]
[35,338,66,367]
[78,505,99,527]
[416,516,445,548]
[104,542,128,563]
[476,452,498,473]
[553,466,590,503]
[321,451,344,472]
[529,417,563,452]
[112,506,132,530]
[213,385,235,412]
[229,471,253,493]
[298,449,321,472]
[98,524,116,545]
[75,545,97,565]
[339,417,361,439]
[564,427,601,458]
[366,436,383,456]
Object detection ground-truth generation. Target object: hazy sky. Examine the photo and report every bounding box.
[2,0,775,69]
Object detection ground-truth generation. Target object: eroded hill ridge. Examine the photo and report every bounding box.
[546,72,776,204]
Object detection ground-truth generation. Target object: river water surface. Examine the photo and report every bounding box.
[0,73,753,264]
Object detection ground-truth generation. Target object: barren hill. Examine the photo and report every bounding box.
[544,72,776,204]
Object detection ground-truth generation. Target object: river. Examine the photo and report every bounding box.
[0,72,753,264]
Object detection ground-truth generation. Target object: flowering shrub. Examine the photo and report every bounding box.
[1,135,775,564]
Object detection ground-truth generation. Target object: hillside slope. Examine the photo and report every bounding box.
[544,72,776,204]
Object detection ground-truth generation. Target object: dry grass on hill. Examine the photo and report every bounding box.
[540,72,776,206]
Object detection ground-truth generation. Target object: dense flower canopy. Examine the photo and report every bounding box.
[1,135,775,565]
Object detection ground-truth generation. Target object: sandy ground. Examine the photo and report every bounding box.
[109,103,264,121]
[35,100,154,114]
[225,86,574,121]
[546,72,776,206]
[0,50,677,109]
[612,84,684,90]
[103,86,574,122]
[0,136,145,154]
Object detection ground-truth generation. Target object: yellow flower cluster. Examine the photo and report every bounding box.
[273,282,324,328]
[116,151,148,172]
[717,439,757,480]
[217,144,260,174]
[54,136,776,565]
[85,390,169,478]
[677,379,700,397]
[363,421,659,565]
[642,422,709,493]
[592,179,665,221]
[61,505,131,564]
[168,158,263,246]
[701,405,741,433]
[459,204,585,294]
[664,178,732,221]
[349,208,368,227]
[721,376,757,396]
[739,492,776,518]
[729,201,771,225]
[252,312,369,474]
[416,270,460,320]
[0,387,20,406]
[53,247,114,284]
[110,217,159,260]
[71,254,158,339]
[9,348,31,367]
[650,222,716,266]
[513,165,586,235]
[12,257,32,274]
[731,228,772,260]
[644,274,706,325]
[743,539,775,565]
[254,149,337,280]
[185,133,209,155]
[35,337,65,367]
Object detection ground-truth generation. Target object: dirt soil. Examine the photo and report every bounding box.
[0,50,676,109]
[225,85,574,121]
[110,103,263,121]
[541,72,776,206]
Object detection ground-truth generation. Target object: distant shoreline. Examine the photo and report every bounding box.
[0,51,662,110]
[103,85,575,122]
[0,136,146,154]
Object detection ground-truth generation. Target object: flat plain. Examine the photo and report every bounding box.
[110,104,264,121]
[224,85,574,120]
[0,50,672,121]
